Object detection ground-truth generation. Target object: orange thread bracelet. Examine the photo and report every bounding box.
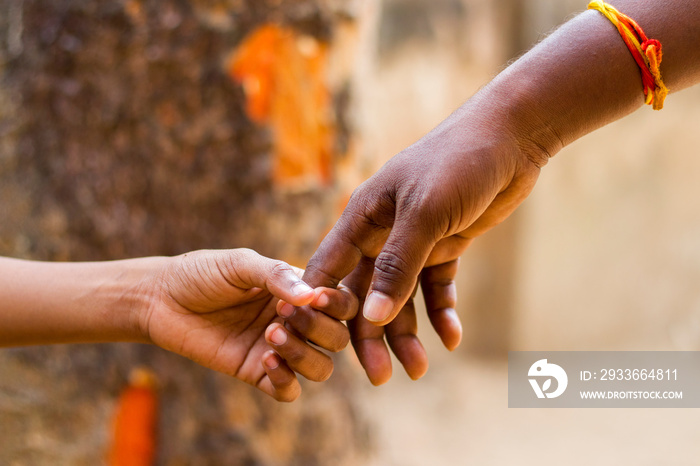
[588,1,669,110]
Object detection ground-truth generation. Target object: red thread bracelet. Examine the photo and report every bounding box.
[588,1,669,110]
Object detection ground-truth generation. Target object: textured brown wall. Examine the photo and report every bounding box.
[0,1,368,464]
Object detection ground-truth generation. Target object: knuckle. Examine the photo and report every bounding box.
[346,184,369,208]
[303,260,340,289]
[374,250,415,289]
[270,260,293,276]
[233,248,259,264]
[282,344,307,366]
[347,181,395,227]
[236,247,256,258]
[268,260,295,285]
[289,310,349,353]
[287,307,316,335]
[425,274,455,289]
[290,353,333,382]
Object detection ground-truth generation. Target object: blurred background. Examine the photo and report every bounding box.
[2,0,700,464]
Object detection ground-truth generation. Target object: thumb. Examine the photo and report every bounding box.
[227,249,315,307]
[363,216,437,325]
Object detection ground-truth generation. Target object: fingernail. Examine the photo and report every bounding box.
[264,353,280,370]
[315,292,330,308]
[363,291,394,323]
[278,302,295,318]
[269,327,288,346]
[292,281,313,297]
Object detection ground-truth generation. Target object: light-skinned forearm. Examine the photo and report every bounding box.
[0,256,162,346]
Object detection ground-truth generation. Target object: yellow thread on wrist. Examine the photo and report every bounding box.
[588,1,669,110]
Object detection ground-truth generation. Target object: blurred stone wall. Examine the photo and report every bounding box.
[515,84,700,351]
[0,1,369,464]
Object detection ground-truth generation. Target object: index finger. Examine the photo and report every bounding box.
[301,194,390,289]
[278,285,359,321]
[310,285,359,321]
[302,226,364,289]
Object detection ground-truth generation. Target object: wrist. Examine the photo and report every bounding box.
[111,256,172,344]
[459,80,561,171]
[474,9,645,167]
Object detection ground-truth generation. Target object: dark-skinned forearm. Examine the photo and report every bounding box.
[466,0,700,165]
